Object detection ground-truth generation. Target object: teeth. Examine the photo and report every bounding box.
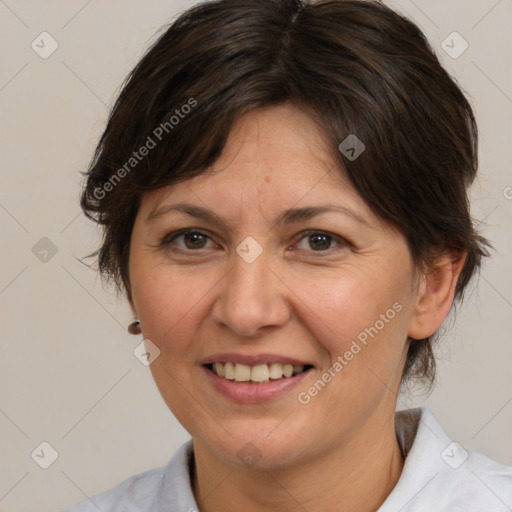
[224,362,235,380]
[213,362,225,377]
[269,363,283,379]
[251,364,269,382]
[210,362,306,382]
[283,364,293,378]
[234,363,251,382]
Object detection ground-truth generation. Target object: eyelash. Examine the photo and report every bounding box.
[159,229,348,255]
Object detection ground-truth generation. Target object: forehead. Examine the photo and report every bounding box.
[140,105,368,216]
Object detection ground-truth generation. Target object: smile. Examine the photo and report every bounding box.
[205,362,312,383]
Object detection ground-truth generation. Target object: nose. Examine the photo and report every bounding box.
[210,248,291,338]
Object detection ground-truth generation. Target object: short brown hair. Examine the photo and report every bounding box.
[81,0,490,388]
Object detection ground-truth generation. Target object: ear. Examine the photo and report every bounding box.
[407,251,466,340]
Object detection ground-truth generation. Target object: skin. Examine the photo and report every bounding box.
[128,104,464,512]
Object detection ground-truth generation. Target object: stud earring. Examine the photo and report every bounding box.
[128,317,141,335]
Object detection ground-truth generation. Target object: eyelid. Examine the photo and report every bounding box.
[291,230,348,253]
[161,228,217,249]
[160,228,349,254]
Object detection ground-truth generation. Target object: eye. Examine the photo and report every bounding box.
[159,229,347,255]
[293,231,346,253]
[161,229,216,251]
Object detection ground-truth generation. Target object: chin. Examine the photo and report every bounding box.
[196,420,316,471]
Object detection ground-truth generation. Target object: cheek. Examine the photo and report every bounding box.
[130,263,220,355]
[129,266,217,427]
[294,277,410,414]
[288,264,414,411]
[292,264,410,350]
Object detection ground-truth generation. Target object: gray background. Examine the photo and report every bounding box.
[1,1,511,511]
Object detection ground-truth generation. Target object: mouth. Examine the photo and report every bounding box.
[200,353,315,403]
[204,362,314,384]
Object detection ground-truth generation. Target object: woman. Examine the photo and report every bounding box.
[61,0,512,510]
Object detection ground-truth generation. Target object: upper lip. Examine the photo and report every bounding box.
[199,352,313,367]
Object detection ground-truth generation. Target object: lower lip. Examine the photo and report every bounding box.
[202,366,313,404]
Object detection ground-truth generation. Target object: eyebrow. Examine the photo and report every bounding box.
[146,202,371,229]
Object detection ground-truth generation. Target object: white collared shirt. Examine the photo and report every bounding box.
[59,408,512,511]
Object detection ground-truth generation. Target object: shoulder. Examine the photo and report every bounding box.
[380,408,512,512]
[58,466,165,512]
[436,442,512,510]
[58,441,197,512]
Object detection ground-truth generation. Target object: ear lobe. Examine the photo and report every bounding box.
[407,251,466,340]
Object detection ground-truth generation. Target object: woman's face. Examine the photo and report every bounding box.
[129,104,421,468]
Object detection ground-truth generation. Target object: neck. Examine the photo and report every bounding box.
[191,408,404,512]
